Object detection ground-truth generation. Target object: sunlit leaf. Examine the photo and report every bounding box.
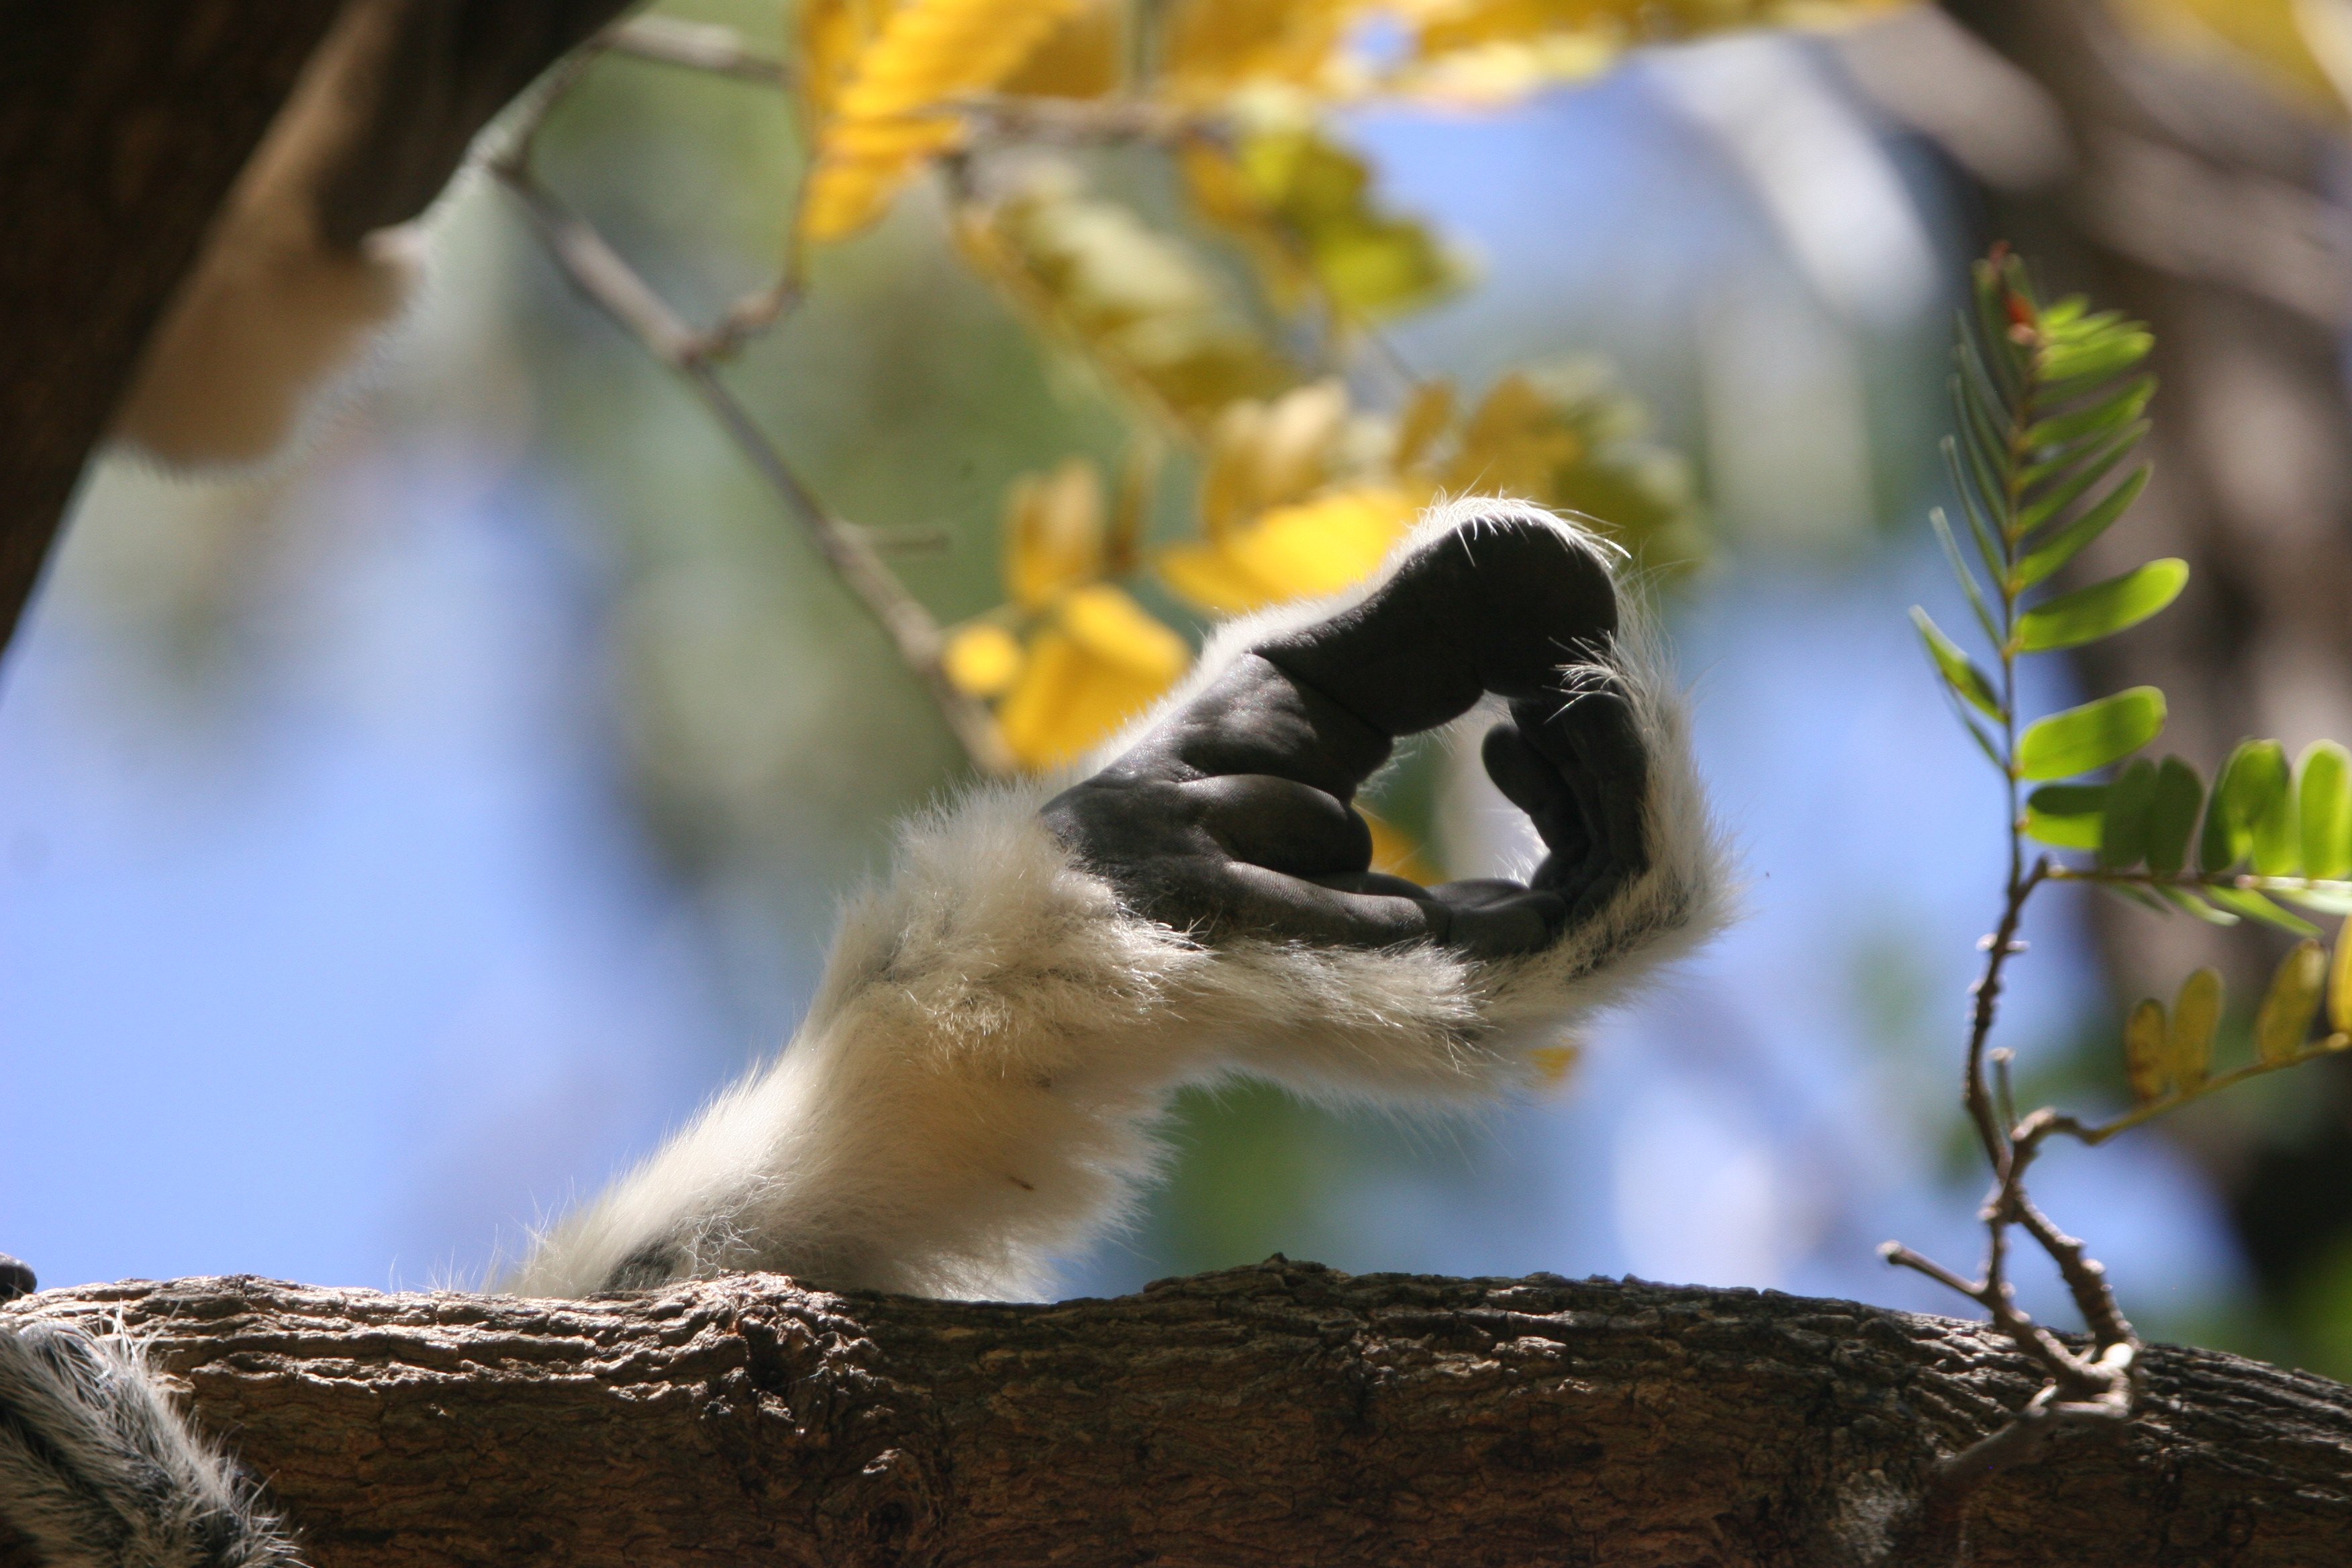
[2146,755,2204,876]
[2020,373,2155,453]
[2017,687,2166,781]
[1005,458,1108,610]
[995,585,1190,770]
[2201,739,2279,873]
[2099,757,2158,870]
[1910,607,2002,722]
[999,0,1123,96]
[2159,885,2241,926]
[2039,324,2153,385]
[2124,997,2167,1101]
[2014,466,2151,589]
[1161,484,1418,616]
[2300,740,2352,881]
[2015,423,2145,535]
[2169,967,2222,1090]
[1362,807,1442,885]
[2255,940,2329,1063]
[2277,885,2352,917]
[942,622,1024,697]
[1393,380,1455,471]
[2024,782,2104,849]
[2207,886,2321,937]
[2334,920,2352,1036]
[2018,420,2150,497]
[1185,124,1463,320]
[801,0,1082,242]
[2013,558,2186,652]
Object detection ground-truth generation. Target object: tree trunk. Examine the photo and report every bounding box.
[5,1263,2349,1567]
[0,3,334,652]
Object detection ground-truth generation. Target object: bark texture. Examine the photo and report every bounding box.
[0,3,333,652]
[3,1262,2349,1567]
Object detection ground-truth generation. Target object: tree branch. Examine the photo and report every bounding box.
[5,1265,2349,1567]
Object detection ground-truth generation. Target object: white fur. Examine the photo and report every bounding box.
[511,501,1731,1303]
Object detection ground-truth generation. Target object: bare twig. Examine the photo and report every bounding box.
[490,156,1013,776]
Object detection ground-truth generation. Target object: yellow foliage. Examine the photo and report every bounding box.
[956,164,1293,428]
[1527,1042,1583,1088]
[1363,808,1444,883]
[1182,121,1462,320]
[1001,0,1126,97]
[948,454,1193,771]
[1161,483,1421,614]
[1161,0,1380,98]
[1006,457,1108,609]
[996,585,1189,767]
[942,620,1024,695]
[1388,0,1906,101]
[1436,366,1698,564]
[799,0,1081,243]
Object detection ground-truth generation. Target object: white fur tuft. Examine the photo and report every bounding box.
[511,498,1730,1302]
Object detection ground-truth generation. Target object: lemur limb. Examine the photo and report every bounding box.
[507,499,1728,1302]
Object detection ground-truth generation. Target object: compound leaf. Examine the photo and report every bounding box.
[2018,688,2165,781]
[2014,558,2186,652]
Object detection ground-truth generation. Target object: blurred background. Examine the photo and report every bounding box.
[6,0,2351,1376]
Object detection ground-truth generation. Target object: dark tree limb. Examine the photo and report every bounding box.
[0,3,335,655]
[3,1263,2348,1567]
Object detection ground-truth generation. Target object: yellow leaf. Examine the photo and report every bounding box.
[2332,918,2352,1034]
[1057,583,1191,683]
[2169,967,2224,1091]
[2124,997,2168,1102]
[1442,365,1699,567]
[1393,379,1455,472]
[1161,483,1420,615]
[1000,0,1124,97]
[795,0,881,127]
[943,622,1024,697]
[995,598,1189,770]
[801,0,1081,243]
[2113,0,2347,119]
[957,167,1292,429]
[1161,0,1377,98]
[1006,458,1107,611]
[2256,939,2329,1063]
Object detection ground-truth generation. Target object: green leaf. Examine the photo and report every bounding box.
[1910,607,2002,722]
[2024,781,2106,849]
[1929,509,2000,646]
[1960,713,2006,771]
[2017,688,2166,781]
[2124,997,2168,1100]
[2099,758,2158,869]
[2040,327,2153,385]
[2014,558,2187,652]
[2145,756,2204,876]
[2018,420,2149,498]
[2299,740,2352,881]
[2277,883,2352,917]
[2015,424,2146,536]
[2159,885,2240,926]
[2228,740,2295,876]
[2014,466,2151,590]
[2208,885,2321,938]
[2256,940,2329,1063]
[2201,739,2280,873]
[1940,436,2006,580]
[2170,967,2222,1089]
[2020,373,2155,453]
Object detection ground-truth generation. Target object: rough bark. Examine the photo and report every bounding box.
[4,1263,2349,1567]
[0,3,334,654]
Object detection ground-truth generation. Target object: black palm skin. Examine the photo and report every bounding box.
[1042,514,1651,961]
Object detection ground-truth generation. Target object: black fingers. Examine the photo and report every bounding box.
[1256,511,1618,737]
[0,1253,32,1302]
[1482,670,1651,926]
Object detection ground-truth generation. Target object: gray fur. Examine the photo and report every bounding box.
[0,1325,297,1568]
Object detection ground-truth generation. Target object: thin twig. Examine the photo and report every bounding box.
[493,161,1014,776]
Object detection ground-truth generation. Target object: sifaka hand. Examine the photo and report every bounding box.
[1042,510,1651,961]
